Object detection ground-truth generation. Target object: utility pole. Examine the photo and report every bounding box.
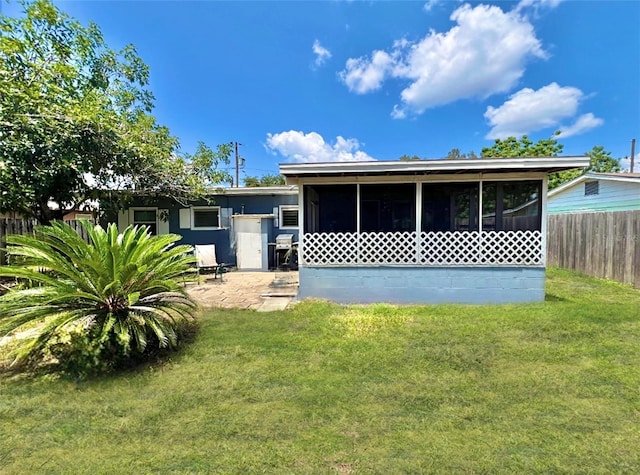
[234,142,241,188]
[630,138,636,173]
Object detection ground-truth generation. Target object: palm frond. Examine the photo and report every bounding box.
[0,221,199,374]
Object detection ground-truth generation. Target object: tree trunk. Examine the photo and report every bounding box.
[34,201,64,225]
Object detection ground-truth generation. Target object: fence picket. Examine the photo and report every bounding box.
[0,219,91,265]
[547,211,640,289]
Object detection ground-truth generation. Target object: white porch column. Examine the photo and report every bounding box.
[299,183,305,266]
[541,176,548,266]
[416,182,422,264]
[356,183,361,264]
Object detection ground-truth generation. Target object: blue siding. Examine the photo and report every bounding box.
[548,179,640,213]
[298,267,546,304]
[104,191,299,267]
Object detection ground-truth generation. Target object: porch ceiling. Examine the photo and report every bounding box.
[280,156,590,178]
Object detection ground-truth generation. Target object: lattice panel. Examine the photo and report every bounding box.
[302,230,543,267]
[359,232,417,264]
[480,230,543,265]
[420,231,481,265]
[302,232,358,265]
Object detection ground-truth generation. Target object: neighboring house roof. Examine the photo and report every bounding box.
[213,186,298,196]
[280,156,590,178]
[547,172,640,214]
[548,172,640,198]
[121,186,299,198]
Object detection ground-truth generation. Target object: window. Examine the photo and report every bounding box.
[191,207,220,230]
[304,185,357,233]
[133,209,157,235]
[279,206,299,228]
[422,183,479,232]
[585,181,599,196]
[482,181,541,231]
[361,184,415,232]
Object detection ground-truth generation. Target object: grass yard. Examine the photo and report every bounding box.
[1,268,639,474]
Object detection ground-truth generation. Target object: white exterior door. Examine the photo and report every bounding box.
[235,217,264,270]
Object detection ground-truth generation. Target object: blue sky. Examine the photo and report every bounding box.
[3,0,639,180]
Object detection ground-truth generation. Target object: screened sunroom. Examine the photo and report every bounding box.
[281,157,589,304]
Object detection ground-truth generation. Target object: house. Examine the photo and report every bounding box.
[280,156,589,304]
[111,186,299,270]
[547,172,640,214]
[545,172,640,289]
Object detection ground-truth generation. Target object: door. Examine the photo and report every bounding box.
[235,217,264,270]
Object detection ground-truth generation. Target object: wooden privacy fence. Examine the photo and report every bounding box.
[0,219,90,266]
[547,211,640,289]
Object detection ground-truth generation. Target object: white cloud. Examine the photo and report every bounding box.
[619,152,639,172]
[484,82,602,139]
[390,105,407,120]
[423,0,442,12]
[339,50,395,94]
[515,0,563,15]
[557,113,603,138]
[312,39,332,67]
[265,130,375,163]
[339,3,546,116]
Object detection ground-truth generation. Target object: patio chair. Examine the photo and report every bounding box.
[194,244,225,280]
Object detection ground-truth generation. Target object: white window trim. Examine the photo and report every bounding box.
[132,207,157,224]
[131,207,158,233]
[191,206,221,230]
[279,205,299,229]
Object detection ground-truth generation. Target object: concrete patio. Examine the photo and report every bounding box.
[187,270,298,312]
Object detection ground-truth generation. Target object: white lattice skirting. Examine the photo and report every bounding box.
[302,230,543,267]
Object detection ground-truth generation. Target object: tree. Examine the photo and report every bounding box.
[482,134,570,189]
[445,148,478,159]
[0,221,198,376]
[0,0,231,224]
[399,154,421,161]
[481,134,564,158]
[548,146,622,189]
[243,174,286,187]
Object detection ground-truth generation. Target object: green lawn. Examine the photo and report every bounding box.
[1,268,639,474]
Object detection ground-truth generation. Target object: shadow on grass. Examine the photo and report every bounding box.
[544,293,566,302]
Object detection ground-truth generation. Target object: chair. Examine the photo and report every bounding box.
[194,244,225,280]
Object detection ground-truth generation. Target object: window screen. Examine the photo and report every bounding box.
[584,181,599,196]
[482,181,541,231]
[360,183,415,232]
[193,208,220,228]
[422,183,479,232]
[281,208,299,227]
[133,209,157,235]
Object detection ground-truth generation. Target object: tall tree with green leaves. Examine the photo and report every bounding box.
[481,135,564,158]
[548,145,622,189]
[482,134,570,189]
[0,0,231,224]
[243,174,286,187]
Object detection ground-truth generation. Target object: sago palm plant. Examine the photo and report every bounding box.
[0,221,198,374]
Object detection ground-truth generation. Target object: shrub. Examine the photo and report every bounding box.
[0,221,198,377]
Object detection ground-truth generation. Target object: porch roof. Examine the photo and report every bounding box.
[280,156,589,179]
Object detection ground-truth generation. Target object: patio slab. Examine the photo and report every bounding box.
[187,270,298,311]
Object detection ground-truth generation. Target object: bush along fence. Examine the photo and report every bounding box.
[0,219,90,266]
[547,210,640,289]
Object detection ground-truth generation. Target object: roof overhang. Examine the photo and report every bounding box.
[280,157,590,179]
